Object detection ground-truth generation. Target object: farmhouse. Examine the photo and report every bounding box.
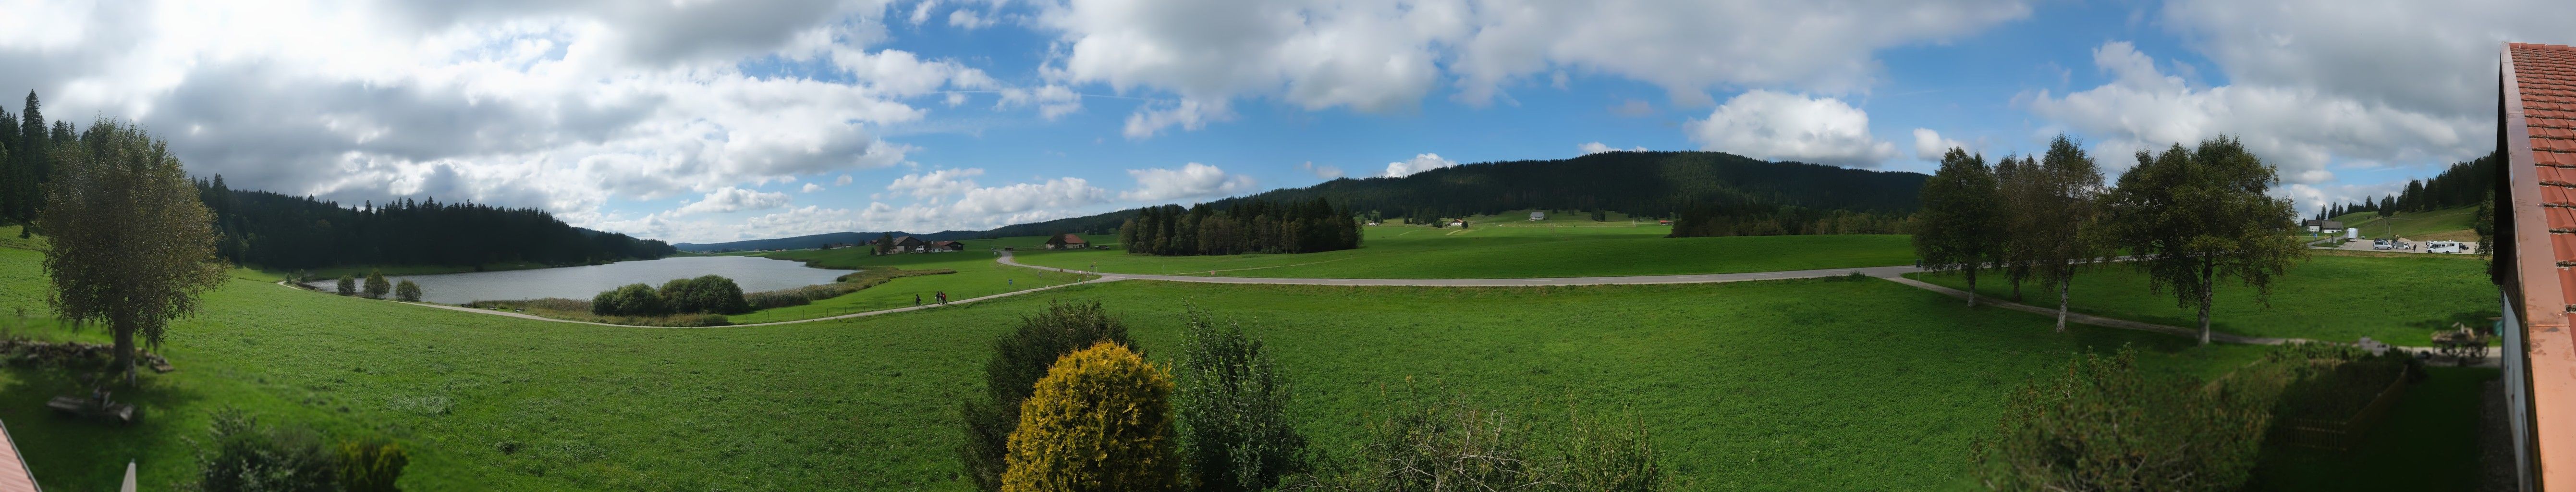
[1529,211,1545,221]
[929,240,965,252]
[2304,220,2344,233]
[888,235,927,253]
[1043,234,1088,249]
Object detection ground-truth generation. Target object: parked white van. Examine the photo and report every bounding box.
[2427,241,2466,254]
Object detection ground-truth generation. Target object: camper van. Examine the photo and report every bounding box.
[2426,241,2466,254]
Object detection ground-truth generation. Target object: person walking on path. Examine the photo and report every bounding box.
[936,291,948,305]
[914,294,921,306]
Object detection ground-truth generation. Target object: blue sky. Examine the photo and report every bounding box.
[6,0,2570,243]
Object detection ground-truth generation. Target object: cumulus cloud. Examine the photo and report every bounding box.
[1298,161,1344,179]
[949,177,1112,217]
[1911,129,1967,160]
[835,174,855,186]
[997,84,1085,120]
[1121,162,1257,201]
[676,186,794,215]
[2025,41,2478,184]
[1684,90,1898,167]
[802,183,825,193]
[1031,0,2032,137]
[1382,153,1459,178]
[1578,142,1647,155]
[886,168,987,198]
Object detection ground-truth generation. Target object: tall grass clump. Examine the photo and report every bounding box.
[1968,347,2271,492]
[1000,342,1181,492]
[960,301,1134,491]
[1290,384,1667,492]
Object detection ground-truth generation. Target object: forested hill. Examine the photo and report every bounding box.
[673,230,984,252]
[965,151,1929,238]
[193,176,675,271]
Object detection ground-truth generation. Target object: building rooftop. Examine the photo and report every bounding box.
[0,419,37,492]
[2499,41,2576,491]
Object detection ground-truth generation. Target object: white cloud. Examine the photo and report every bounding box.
[1911,129,1967,160]
[802,183,825,193]
[835,174,855,186]
[949,9,993,29]
[949,177,1112,217]
[1123,98,1227,139]
[998,84,1084,120]
[1298,161,1344,179]
[1031,0,2032,137]
[1684,90,1898,167]
[1578,142,1647,155]
[676,186,794,215]
[1382,153,1458,178]
[2025,41,2479,184]
[1121,162,1256,201]
[885,168,986,198]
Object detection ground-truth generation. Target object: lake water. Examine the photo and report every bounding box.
[303,256,856,305]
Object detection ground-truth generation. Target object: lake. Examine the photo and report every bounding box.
[303,256,855,305]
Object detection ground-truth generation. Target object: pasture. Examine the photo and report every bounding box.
[1010,225,1917,279]
[4,240,2292,491]
[1904,252,2497,346]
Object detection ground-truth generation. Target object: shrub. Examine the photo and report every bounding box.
[1000,342,1181,492]
[335,275,356,296]
[335,439,408,492]
[1968,347,2271,492]
[362,270,391,299]
[187,407,338,492]
[660,275,750,314]
[1174,304,1307,492]
[589,283,668,317]
[961,301,1135,492]
[1293,386,1666,492]
[392,280,422,303]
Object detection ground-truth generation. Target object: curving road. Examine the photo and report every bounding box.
[994,250,1922,286]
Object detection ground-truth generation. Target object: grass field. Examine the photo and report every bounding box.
[8,237,2327,491]
[1905,252,2497,346]
[1011,226,1917,279]
[2332,205,2480,241]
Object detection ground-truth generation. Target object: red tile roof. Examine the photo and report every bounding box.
[0,419,37,492]
[2502,41,2576,491]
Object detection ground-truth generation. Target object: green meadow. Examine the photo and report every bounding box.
[1010,224,1917,279]
[0,238,2294,491]
[1905,252,2497,346]
[2332,205,2481,241]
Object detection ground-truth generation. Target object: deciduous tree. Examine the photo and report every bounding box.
[38,118,228,385]
[2103,136,2307,344]
[1001,342,1180,492]
[1174,304,1306,492]
[961,301,1135,491]
[2024,135,2108,331]
[362,270,391,299]
[393,280,422,303]
[1912,148,2001,307]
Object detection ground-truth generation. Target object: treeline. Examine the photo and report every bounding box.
[1117,197,1361,256]
[0,92,73,232]
[2319,151,2499,219]
[194,177,674,270]
[1666,199,1910,237]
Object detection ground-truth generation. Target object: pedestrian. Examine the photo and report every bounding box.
[1008,278,1014,287]
[914,294,921,306]
[937,291,948,305]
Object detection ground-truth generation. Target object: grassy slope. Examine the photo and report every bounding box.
[1013,225,1916,279]
[6,240,2299,492]
[725,249,1092,324]
[2245,367,2499,491]
[1905,253,2497,346]
[2332,206,2479,241]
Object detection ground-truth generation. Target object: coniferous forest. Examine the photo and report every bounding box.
[193,177,674,270]
[2318,151,2498,218]
[1117,198,1361,255]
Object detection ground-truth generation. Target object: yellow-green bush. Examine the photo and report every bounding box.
[1001,342,1179,492]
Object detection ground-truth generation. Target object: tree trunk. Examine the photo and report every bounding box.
[1965,268,1979,307]
[2010,273,2023,302]
[112,317,137,386]
[2055,279,2071,332]
[2198,261,2216,345]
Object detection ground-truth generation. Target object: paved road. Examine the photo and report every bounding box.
[996,250,1923,286]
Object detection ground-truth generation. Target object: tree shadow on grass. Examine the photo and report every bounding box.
[0,350,216,490]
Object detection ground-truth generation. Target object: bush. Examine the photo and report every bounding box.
[1968,347,2271,492]
[961,301,1135,491]
[362,270,391,299]
[187,407,339,492]
[1000,342,1181,492]
[392,280,422,303]
[1292,386,1666,492]
[660,275,750,314]
[1174,304,1306,492]
[589,283,668,317]
[335,439,409,492]
[335,275,356,296]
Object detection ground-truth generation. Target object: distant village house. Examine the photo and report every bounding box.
[930,240,966,252]
[1044,234,1088,250]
